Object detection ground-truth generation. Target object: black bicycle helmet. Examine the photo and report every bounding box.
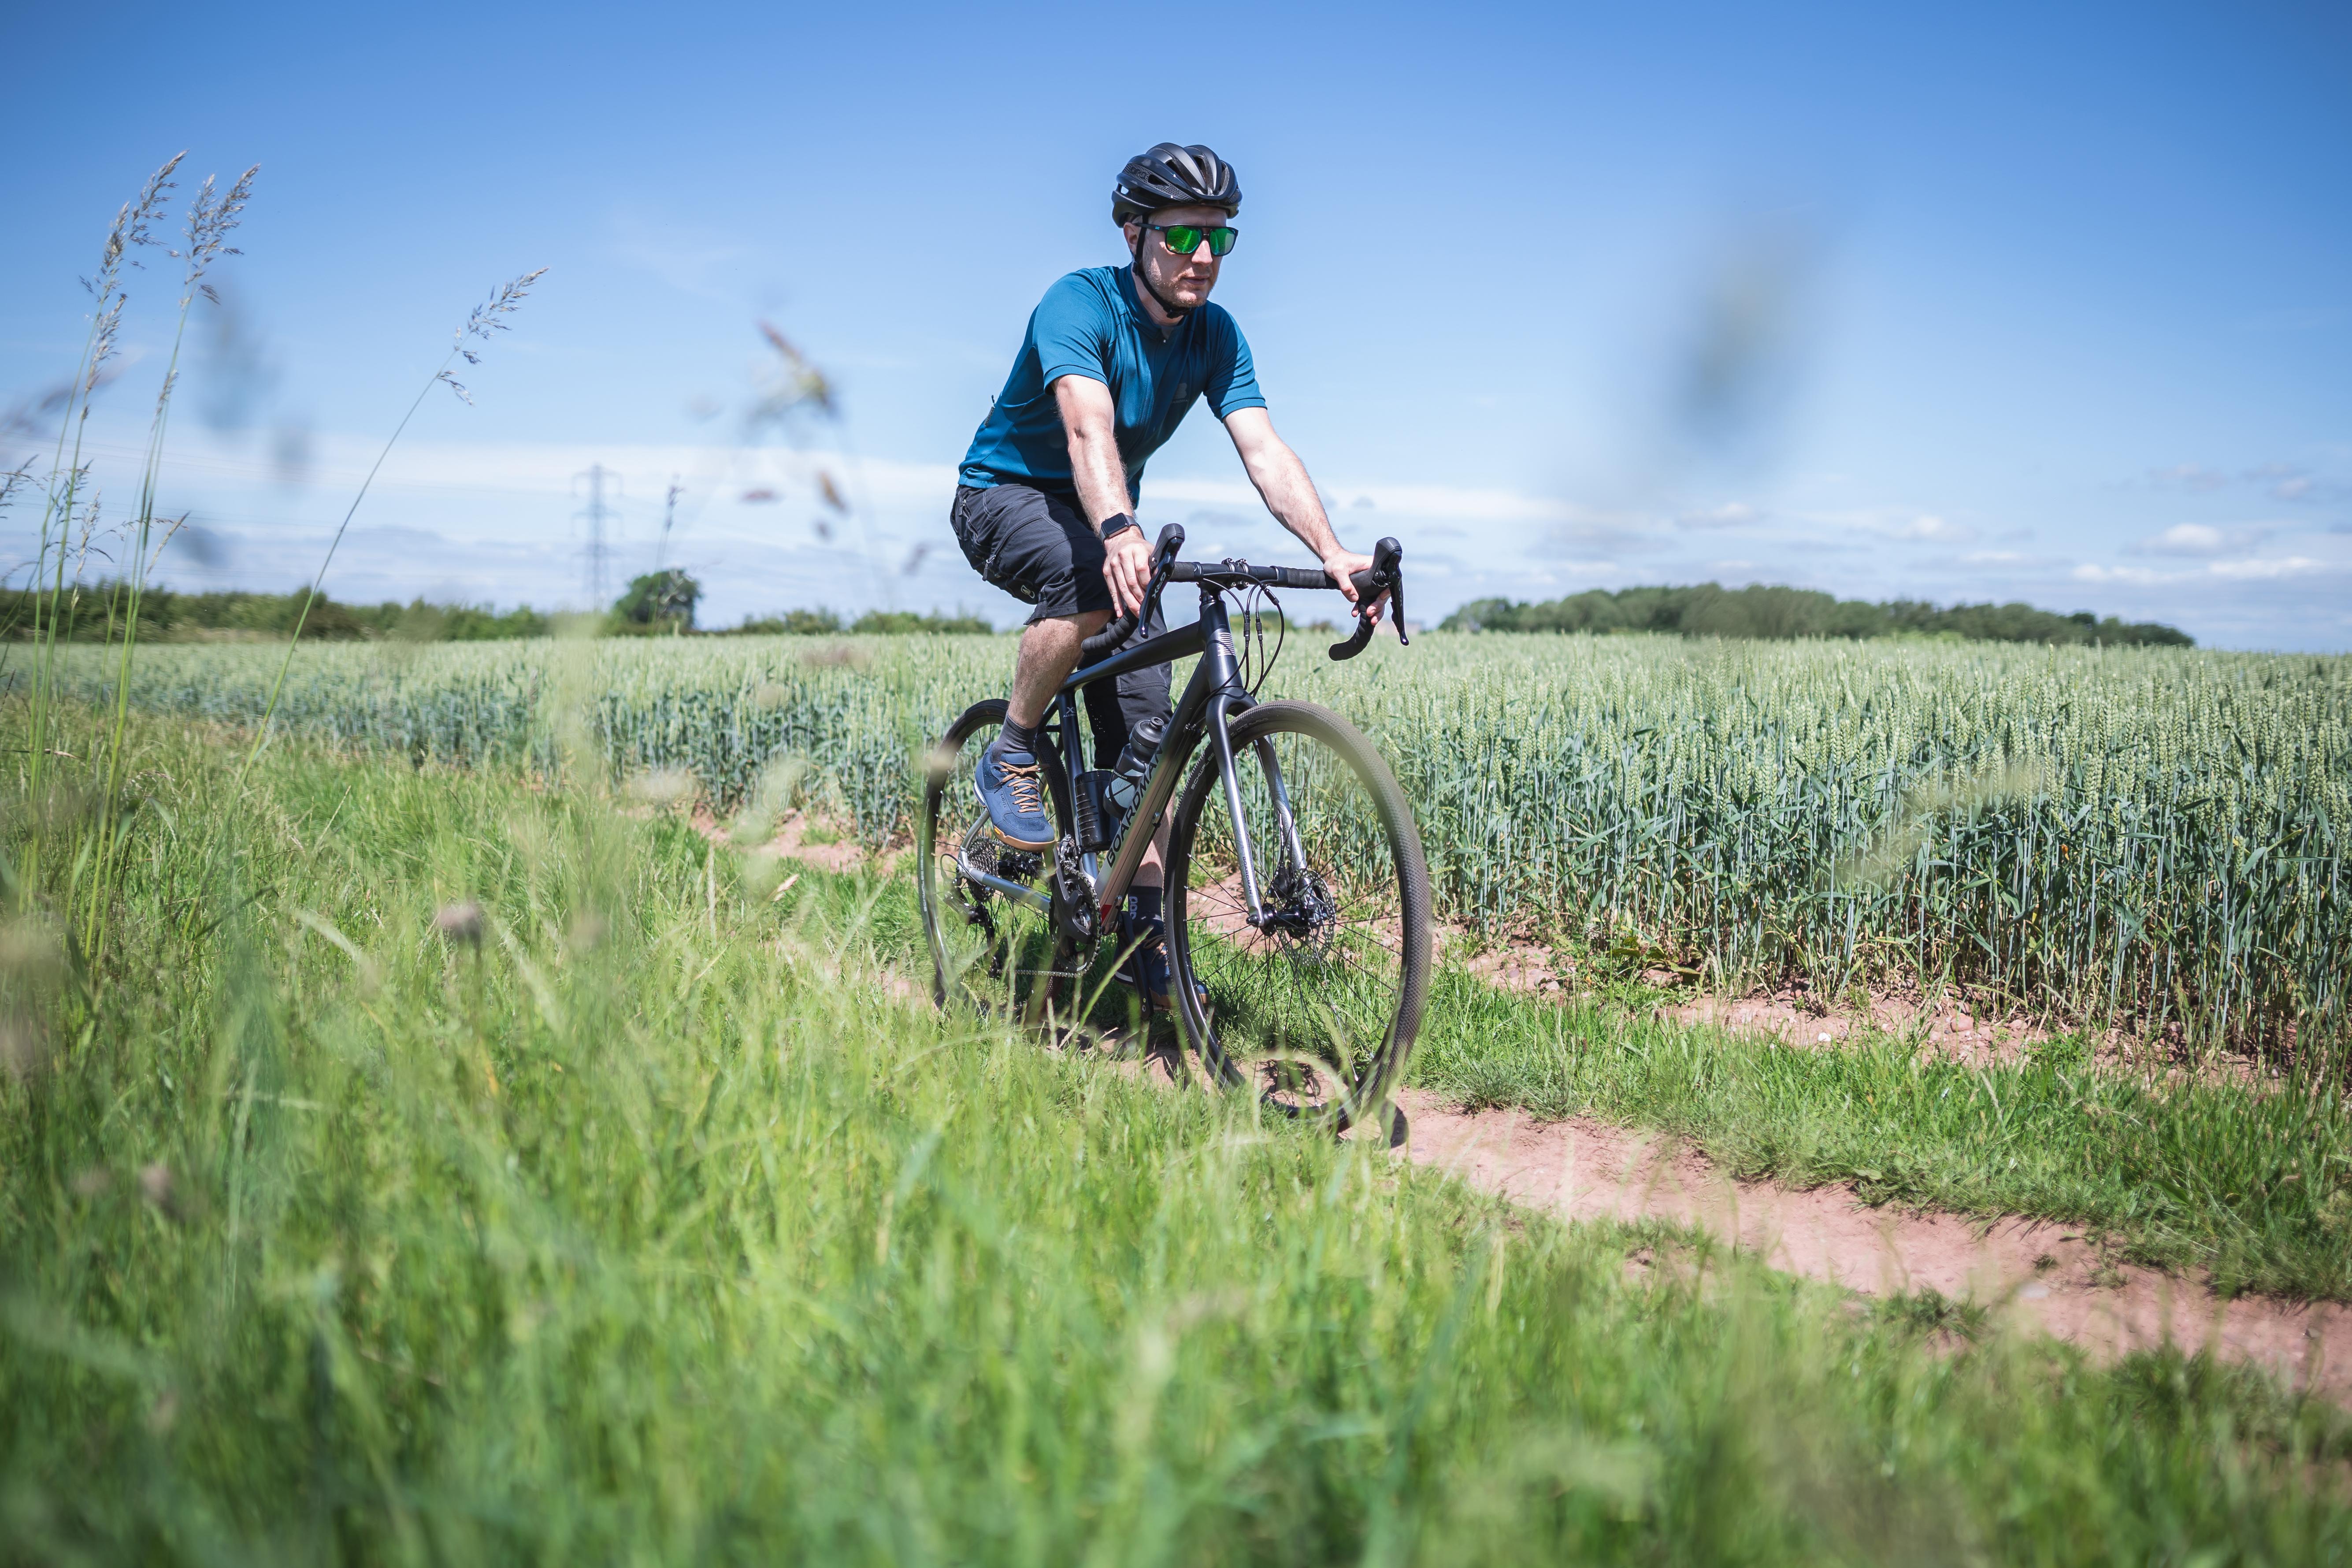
[1111,143,1242,225]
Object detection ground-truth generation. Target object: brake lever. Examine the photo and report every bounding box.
[1328,537,1406,661]
[1328,615,1378,662]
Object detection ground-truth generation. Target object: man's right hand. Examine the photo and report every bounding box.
[1103,525,1152,618]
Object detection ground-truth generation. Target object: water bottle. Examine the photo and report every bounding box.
[1103,712,1169,815]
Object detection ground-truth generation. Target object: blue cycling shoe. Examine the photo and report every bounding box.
[975,732,1055,850]
[1119,895,1209,1014]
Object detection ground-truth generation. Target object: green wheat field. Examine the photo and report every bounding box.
[6,631,2351,1562]
[60,630,2350,1048]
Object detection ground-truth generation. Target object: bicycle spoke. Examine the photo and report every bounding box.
[918,707,1058,1017]
[1174,711,1417,1106]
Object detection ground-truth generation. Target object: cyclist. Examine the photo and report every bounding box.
[950,141,1383,1009]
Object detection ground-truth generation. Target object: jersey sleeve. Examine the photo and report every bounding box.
[1031,273,1115,387]
[1206,308,1267,418]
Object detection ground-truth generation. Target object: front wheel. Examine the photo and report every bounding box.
[1165,700,1431,1135]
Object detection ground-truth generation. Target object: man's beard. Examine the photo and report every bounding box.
[1131,242,1209,316]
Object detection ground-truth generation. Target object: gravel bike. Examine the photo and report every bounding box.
[917,523,1431,1139]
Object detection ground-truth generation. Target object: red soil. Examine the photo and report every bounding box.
[1394,1089,2352,1402]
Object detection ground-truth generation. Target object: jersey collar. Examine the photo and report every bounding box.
[1120,265,1184,342]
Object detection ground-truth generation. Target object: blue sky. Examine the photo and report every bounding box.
[4,0,2348,647]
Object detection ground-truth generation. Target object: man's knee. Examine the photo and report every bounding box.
[1026,608,1112,641]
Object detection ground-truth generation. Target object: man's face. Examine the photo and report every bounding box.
[1123,202,1232,311]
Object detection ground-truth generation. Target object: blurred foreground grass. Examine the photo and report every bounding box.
[2,710,2347,1564]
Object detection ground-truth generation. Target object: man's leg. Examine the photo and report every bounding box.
[1079,598,1173,891]
[1093,610,1193,1010]
[1006,609,1109,729]
[1113,642,1174,892]
[951,482,1115,848]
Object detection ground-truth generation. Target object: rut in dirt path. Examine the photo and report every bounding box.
[1391,1088,2352,1403]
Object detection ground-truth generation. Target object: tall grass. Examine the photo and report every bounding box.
[1,707,2345,1562]
[18,154,183,912]
[6,152,543,1056]
[54,631,2351,1064]
[85,164,257,977]
[244,265,546,768]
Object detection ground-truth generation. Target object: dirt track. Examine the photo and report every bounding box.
[1393,1089,2352,1402]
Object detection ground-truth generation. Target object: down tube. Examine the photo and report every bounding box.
[1090,657,1217,922]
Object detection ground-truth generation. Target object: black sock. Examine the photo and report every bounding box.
[1126,886,1163,923]
[998,717,1039,756]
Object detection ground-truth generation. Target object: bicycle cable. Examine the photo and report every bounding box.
[1233,582,1286,697]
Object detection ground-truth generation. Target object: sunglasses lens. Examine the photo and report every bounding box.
[1207,226,1236,256]
[1161,226,1202,254]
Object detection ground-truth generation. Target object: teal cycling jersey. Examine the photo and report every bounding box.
[959,266,1265,504]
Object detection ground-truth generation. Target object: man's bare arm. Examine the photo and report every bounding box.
[1054,374,1150,616]
[1223,406,1380,613]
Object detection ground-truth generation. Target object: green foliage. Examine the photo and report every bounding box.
[753,868,2352,1302]
[0,586,998,644]
[0,581,551,642]
[613,568,702,629]
[1444,584,2193,647]
[47,634,2348,1060]
[846,608,995,635]
[728,608,845,635]
[1408,972,2352,1299]
[2,713,2345,1560]
[724,608,998,636]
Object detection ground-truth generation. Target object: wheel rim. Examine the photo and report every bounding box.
[919,714,1055,1014]
[1172,718,1414,1114]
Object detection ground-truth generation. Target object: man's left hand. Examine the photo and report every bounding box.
[1323,549,1386,623]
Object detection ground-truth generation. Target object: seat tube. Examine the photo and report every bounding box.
[1054,686,1090,871]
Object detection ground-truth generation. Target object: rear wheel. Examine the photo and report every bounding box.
[1165,700,1430,1137]
[916,700,1076,1023]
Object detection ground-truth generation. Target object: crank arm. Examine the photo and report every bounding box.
[955,850,1054,913]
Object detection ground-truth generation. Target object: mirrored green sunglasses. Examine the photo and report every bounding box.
[1146,223,1238,257]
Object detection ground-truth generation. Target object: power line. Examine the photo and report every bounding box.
[572,463,621,607]
[655,474,683,573]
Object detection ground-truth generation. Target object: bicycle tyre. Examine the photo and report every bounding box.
[1164,699,1431,1132]
[916,698,1074,1018]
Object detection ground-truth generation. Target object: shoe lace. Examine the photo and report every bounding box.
[999,758,1045,820]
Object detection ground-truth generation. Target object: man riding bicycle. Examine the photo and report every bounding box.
[951,141,1383,1011]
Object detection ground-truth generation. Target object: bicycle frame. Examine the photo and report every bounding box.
[950,584,1307,939]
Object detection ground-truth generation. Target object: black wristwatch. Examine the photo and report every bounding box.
[1098,513,1140,541]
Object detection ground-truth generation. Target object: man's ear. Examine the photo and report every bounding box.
[1121,218,1143,257]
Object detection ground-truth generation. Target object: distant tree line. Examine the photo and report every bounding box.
[1439,583,2192,647]
[0,583,551,642]
[723,607,995,636]
[2,572,1000,642]
[612,570,994,636]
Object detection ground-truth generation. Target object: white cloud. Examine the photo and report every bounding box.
[1893,514,1976,543]
[1673,502,1758,530]
[2075,553,2342,587]
[2207,555,2331,580]
[2072,563,2177,586]
[2132,521,2287,557]
[2148,463,2230,493]
[1540,522,1672,561]
[2140,523,2229,556]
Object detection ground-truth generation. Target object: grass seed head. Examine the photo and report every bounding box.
[434,901,486,946]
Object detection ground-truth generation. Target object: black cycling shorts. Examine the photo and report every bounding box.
[950,481,1168,767]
